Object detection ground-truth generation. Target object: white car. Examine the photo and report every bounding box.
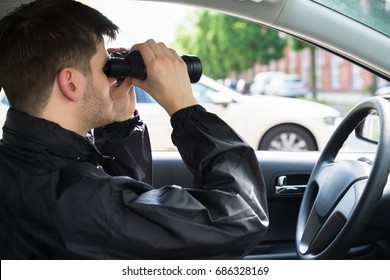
[135,75,341,151]
[249,71,284,95]
[265,74,308,97]
[374,83,390,96]
[0,79,340,152]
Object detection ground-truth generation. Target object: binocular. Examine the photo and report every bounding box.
[103,51,202,83]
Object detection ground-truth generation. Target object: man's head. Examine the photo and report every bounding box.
[0,0,119,116]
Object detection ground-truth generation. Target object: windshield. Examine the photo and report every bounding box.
[314,0,390,37]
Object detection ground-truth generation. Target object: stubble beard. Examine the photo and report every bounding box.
[81,77,114,131]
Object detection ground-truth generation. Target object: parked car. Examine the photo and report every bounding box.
[374,82,390,96]
[249,71,284,95]
[265,74,308,97]
[0,80,340,151]
[135,75,341,151]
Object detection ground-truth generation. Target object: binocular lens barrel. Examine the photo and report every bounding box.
[103,51,202,83]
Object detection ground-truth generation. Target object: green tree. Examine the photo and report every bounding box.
[174,10,287,79]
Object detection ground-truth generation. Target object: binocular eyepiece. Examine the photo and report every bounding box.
[103,51,202,83]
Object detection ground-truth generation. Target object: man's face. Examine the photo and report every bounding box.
[80,41,118,129]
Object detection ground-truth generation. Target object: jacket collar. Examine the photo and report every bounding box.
[2,108,105,167]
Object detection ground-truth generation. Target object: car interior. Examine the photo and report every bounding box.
[1,0,390,260]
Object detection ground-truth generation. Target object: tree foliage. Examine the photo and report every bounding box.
[288,37,318,98]
[288,37,311,52]
[174,10,287,79]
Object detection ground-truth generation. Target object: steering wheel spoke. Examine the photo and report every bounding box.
[299,178,367,255]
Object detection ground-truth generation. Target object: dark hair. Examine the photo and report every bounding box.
[0,0,119,115]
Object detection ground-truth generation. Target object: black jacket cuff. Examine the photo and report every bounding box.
[170,105,206,129]
[97,110,141,138]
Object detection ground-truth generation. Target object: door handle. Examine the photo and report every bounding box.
[275,175,307,196]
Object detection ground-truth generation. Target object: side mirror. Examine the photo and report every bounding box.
[209,92,233,107]
[355,111,380,144]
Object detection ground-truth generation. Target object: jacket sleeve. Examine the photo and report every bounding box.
[94,111,153,184]
[98,105,269,259]
[171,105,268,222]
[62,105,269,259]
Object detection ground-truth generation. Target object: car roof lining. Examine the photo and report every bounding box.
[151,0,288,26]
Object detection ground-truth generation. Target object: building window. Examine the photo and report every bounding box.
[289,50,296,73]
[279,58,285,72]
[351,63,363,90]
[331,55,341,90]
[315,48,323,89]
[301,48,309,84]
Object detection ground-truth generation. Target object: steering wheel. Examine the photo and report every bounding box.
[296,96,390,259]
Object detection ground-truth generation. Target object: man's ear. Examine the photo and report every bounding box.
[57,68,81,101]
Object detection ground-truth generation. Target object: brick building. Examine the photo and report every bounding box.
[237,47,385,94]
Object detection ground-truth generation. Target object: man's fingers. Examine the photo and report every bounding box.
[107,47,128,54]
[170,48,182,61]
[131,39,160,65]
[157,42,177,61]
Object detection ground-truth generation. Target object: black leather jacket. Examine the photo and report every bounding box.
[0,105,268,259]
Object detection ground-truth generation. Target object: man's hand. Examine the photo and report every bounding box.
[107,48,137,122]
[110,79,136,122]
[130,39,197,116]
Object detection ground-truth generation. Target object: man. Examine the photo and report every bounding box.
[0,0,268,259]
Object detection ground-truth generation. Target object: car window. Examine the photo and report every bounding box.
[1,88,8,106]
[2,0,386,154]
[192,83,216,104]
[135,84,216,104]
[135,87,155,103]
[84,0,388,153]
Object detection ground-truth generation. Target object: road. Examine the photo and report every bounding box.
[315,92,377,153]
[316,92,370,116]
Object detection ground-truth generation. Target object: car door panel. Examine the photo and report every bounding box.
[152,151,317,259]
[152,150,383,259]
